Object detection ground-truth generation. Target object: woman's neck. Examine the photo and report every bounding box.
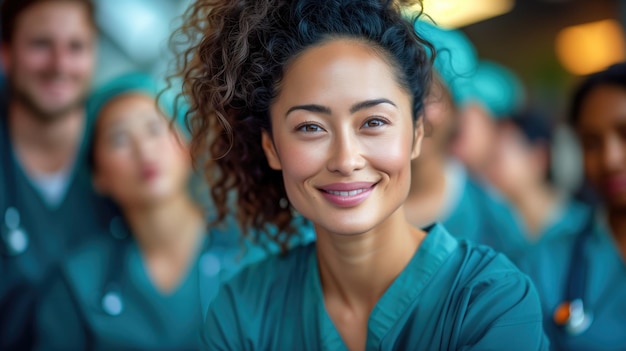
[509,183,560,239]
[316,207,425,312]
[123,193,204,257]
[123,193,205,294]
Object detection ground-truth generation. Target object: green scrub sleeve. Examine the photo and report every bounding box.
[201,279,249,351]
[460,272,549,351]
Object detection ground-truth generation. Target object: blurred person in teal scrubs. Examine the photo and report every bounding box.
[173,0,548,349]
[518,63,626,350]
[34,72,269,350]
[448,59,536,262]
[0,1,111,349]
[405,22,524,259]
[452,60,526,179]
[486,110,593,262]
[406,73,525,262]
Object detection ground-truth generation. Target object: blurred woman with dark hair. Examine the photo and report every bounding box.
[34,73,272,350]
[486,110,593,261]
[405,23,525,265]
[519,63,626,350]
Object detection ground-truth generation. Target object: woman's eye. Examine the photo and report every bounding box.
[148,120,166,136]
[30,38,50,50]
[363,118,387,128]
[296,123,324,133]
[109,133,129,147]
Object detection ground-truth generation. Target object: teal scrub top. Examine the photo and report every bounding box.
[0,112,112,349]
[202,224,549,350]
[517,218,626,350]
[441,165,525,263]
[506,200,592,268]
[530,200,591,242]
[198,215,316,320]
[34,223,267,351]
[441,163,592,266]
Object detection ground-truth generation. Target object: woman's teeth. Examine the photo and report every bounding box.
[326,189,366,196]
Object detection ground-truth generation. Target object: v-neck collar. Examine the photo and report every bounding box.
[307,224,459,350]
[129,233,209,299]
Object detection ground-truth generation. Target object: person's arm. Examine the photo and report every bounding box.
[459,271,549,351]
[34,272,89,351]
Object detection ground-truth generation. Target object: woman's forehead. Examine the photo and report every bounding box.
[275,40,409,107]
[577,85,626,129]
[97,93,162,129]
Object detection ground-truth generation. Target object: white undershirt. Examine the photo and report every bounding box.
[28,162,74,208]
[439,158,466,221]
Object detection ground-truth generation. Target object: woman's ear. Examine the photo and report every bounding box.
[411,119,425,160]
[261,130,282,170]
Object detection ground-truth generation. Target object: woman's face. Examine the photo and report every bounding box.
[263,39,423,236]
[486,122,546,199]
[93,93,190,207]
[452,102,498,174]
[420,74,457,159]
[577,84,626,209]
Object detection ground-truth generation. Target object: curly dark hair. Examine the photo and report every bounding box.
[170,0,434,251]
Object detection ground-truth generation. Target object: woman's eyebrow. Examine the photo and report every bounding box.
[349,98,397,113]
[285,98,397,118]
[286,104,332,118]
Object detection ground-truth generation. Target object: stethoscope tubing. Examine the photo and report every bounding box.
[554,210,595,336]
[1,115,29,256]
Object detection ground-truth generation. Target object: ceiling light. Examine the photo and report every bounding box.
[555,19,626,75]
[407,0,515,28]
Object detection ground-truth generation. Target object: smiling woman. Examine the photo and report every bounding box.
[173,0,549,349]
[262,39,421,237]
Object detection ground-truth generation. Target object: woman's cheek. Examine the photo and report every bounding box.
[364,132,415,174]
[103,151,138,190]
[278,140,329,179]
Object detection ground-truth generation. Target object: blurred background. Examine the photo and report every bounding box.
[425,0,625,194]
[89,0,626,110]
[90,0,192,84]
[4,0,625,193]
[462,0,625,118]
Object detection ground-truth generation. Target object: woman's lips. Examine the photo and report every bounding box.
[603,174,626,195]
[140,164,160,181]
[318,182,376,207]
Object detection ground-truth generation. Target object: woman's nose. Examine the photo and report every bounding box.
[326,131,367,175]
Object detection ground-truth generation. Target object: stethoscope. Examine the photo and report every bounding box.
[1,116,30,257]
[100,217,224,316]
[552,210,595,336]
[100,216,131,316]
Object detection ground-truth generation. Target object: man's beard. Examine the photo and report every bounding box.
[8,73,88,123]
